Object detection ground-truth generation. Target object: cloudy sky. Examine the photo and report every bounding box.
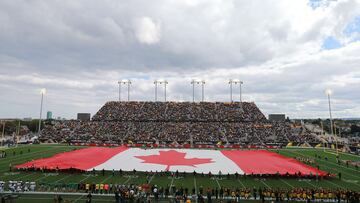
[1,0,360,119]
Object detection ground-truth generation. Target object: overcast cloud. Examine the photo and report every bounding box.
[0,0,360,119]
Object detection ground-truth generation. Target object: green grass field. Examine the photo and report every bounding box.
[0,144,359,202]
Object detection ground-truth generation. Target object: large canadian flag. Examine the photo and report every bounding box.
[16,146,327,176]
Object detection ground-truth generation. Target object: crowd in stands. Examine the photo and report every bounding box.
[40,120,316,145]
[40,101,321,145]
[92,101,267,122]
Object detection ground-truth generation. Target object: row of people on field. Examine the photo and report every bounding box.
[1,179,357,202]
[0,180,36,192]
[39,182,360,202]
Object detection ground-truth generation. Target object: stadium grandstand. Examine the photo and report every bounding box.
[39,101,320,146]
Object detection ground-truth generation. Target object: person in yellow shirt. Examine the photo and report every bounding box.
[302,192,307,200]
[95,184,99,193]
[100,183,104,194]
[315,192,319,199]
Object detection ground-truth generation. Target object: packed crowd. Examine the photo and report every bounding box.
[92,101,267,122]
[39,120,316,144]
[40,101,321,145]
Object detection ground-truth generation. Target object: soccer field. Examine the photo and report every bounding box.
[1,145,359,202]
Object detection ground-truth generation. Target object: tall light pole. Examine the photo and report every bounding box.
[229,79,244,102]
[239,81,243,102]
[154,80,168,101]
[229,80,233,102]
[127,80,131,101]
[325,89,337,155]
[118,81,121,101]
[38,88,46,135]
[154,80,158,101]
[191,79,195,102]
[191,79,205,102]
[201,80,205,102]
[118,80,131,101]
[164,80,168,102]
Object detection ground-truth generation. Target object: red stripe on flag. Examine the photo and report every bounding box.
[222,150,327,176]
[15,146,128,171]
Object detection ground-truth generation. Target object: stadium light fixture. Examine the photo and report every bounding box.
[154,80,168,102]
[154,80,158,101]
[40,88,47,95]
[191,79,205,102]
[325,89,332,96]
[117,81,121,101]
[229,79,243,102]
[164,80,168,102]
[38,88,46,136]
[118,80,131,101]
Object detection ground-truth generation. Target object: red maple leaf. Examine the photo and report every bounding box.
[135,150,213,171]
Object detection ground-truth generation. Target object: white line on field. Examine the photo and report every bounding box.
[328,150,360,158]
[237,179,245,188]
[54,175,72,183]
[193,176,197,194]
[304,180,317,188]
[1,147,67,166]
[148,173,156,184]
[101,175,113,184]
[33,175,49,182]
[123,176,132,184]
[169,175,175,188]
[73,194,86,203]
[324,179,344,189]
[79,175,91,183]
[15,173,36,180]
[291,150,360,173]
[284,150,360,182]
[280,179,294,189]
[215,178,221,189]
[260,180,271,189]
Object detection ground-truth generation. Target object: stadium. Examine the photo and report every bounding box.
[1,0,360,202]
[1,100,359,202]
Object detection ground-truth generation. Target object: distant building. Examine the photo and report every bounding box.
[23,117,32,121]
[77,113,91,121]
[46,111,53,120]
[269,114,286,121]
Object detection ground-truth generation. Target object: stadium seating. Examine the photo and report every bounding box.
[40,101,320,145]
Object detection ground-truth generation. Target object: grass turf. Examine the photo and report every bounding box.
[0,144,359,202]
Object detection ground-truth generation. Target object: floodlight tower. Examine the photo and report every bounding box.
[38,88,46,135]
[325,88,337,155]
[164,80,168,101]
[154,79,168,101]
[117,81,121,101]
[154,80,158,101]
[118,80,131,101]
[191,79,205,102]
[229,79,243,102]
